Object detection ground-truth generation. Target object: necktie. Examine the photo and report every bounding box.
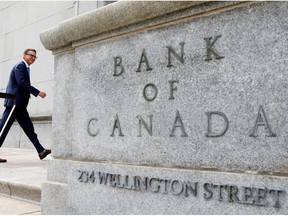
[27,67,30,76]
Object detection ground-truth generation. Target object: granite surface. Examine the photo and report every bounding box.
[41,1,288,214]
[67,2,288,173]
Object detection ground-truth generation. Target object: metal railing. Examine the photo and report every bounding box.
[0,92,16,101]
[0,92,16,138]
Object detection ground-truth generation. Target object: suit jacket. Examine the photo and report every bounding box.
[4,61,40,108]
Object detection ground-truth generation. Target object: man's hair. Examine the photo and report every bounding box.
[23,48,36,55]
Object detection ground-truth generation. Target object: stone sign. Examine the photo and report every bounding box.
[40,1,288,214]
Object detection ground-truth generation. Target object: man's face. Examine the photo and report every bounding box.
[23,51,37,66]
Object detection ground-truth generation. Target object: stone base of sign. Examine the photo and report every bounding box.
[42,160,287,214]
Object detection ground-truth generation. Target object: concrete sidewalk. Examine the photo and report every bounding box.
[0,148,51,215]
[0,195,40,215]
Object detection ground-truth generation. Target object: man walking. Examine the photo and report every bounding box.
[0,48,51,162]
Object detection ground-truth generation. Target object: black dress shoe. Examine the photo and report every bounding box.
[0,158,7,163]
[39,149,51,160]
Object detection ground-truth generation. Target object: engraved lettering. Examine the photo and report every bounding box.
[89,171,95,183]
[206,111,229,137]
[170,110,188,137]
[113,56,124,76]
[137,115,153,137]
[78,170,286,208]
[184,181,198,197]
[254,187,268,206]
[159,179,169,194]
[133,176,138,190]
[116,174,124,188]
[242,186,254,205]
[87,118,99,137]
[136,49,153,72]
[109,173,117,187]
[143,83,158,102]
[170,179,184,195]
[214,184,227,201]
[124,175,133,189]
[110,114,124,137]
[98,172,110,185]
[135,176,148,190]
[78,170,85,183]
[269,189,285,208]
[227,185,240,203]
[80,171,89,183]
[166,42,185,67]
[203,183,213,200]
[249,106,276,137]
[148,178,161,193]
[169,80,179,100]
[204,35,224,61]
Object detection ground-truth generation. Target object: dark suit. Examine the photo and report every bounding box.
[0,61,45,153]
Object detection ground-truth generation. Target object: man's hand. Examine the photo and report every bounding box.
[38,91,47,98]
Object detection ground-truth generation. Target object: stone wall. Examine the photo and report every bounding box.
[40,2,288,214]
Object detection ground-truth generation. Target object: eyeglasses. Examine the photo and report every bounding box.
[26,54,38,59]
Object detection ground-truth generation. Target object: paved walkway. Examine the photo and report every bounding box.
[0,195,40,215]
[0,148,50,215]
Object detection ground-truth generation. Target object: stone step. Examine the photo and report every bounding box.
[0,180,41,203]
